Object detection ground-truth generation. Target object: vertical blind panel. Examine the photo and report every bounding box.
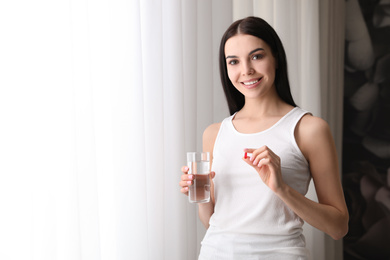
[212,0,232,121]
[253,0,274,25]
[182,0,198,154]
[110,1,135,259]
[162,1,187,259]
[88,0,118,259]
[71,0,102,258]
[233,0,254,20]
[196,0,214,152]
[139,0,166,259]
[181,1,200,258]
[272,0,302,108]
[299,0,321,117]
[128,0,148,259]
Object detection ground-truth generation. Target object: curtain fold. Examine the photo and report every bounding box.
[128,0,149,258]
[319,1,346,260]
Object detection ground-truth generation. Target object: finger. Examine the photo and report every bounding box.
[243,151,253,159]
[243,148,259,161]
[259,149,280,165]
[242,150,255,162]
[181,166,189,173]
[243,148,256,153]
[250,146,269,161]
[260,146,279,162]
[252,150,267,165]
[253,148,277,166]
[244,145,267,154]
[257,157,270,168]
[180,187,189,195]
[181,174,194,181]
[243,154,262,168]
[179,180,192,188]
[243,156,254,166]
[249,149,261,162]
[210,171,216,179]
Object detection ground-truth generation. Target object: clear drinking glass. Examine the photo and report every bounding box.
[187,152,210,203]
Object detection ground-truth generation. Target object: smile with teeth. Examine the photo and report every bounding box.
[243,79,258,85]
[242,77,262,86]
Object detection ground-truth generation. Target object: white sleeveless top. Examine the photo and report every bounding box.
[199,107,312,260]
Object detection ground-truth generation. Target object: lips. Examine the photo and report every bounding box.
[243,79,259,85]
[241,77,262,88]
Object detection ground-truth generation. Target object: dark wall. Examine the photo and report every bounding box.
[343,0,390,259]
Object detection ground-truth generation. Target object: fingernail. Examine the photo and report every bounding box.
[188,175,193,180]
[184,166,189,171]
[187,181,192,184]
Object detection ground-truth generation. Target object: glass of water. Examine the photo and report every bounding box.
[187,152,210,203]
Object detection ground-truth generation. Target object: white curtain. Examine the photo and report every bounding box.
[0,0,231,259]
[129,1,231,259]
[0,0,344,259]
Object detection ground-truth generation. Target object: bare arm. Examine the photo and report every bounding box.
[291,115,349,239]
[179,122,220,229]
[197,122,220,228]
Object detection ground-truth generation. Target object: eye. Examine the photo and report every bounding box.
[252,54,263,60]
[228,59,238,65]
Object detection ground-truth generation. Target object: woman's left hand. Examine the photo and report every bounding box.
[243,146,286,193]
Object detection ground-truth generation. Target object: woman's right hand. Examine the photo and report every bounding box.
[179,166,216,196]
[180,165,216,228]
[179,166,193,195]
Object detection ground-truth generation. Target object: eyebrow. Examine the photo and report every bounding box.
[225,48,265,59]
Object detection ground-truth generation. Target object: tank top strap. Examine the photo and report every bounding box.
[277,107,312,135]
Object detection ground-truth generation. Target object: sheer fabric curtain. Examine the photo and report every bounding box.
[129,1,231,259]
[0,0,230,260]
[233,0,345,260]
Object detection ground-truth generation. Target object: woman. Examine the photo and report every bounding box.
[179,16,348,259]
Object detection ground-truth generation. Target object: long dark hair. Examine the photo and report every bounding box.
[219,16,296,115]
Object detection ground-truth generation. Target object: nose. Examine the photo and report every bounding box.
[242,61,254,76]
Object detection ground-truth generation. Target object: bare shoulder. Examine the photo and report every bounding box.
[203,122,221,153]
[295,114,334,160]
[203,122,221,144]
[297,114,331,136]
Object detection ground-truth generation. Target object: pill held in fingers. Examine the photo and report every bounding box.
[244,152,252,159]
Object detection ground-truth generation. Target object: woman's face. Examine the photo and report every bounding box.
[224,34,277,100]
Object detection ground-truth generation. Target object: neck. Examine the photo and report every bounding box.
[239,94,288,118]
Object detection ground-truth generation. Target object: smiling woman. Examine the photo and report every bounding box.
[179,16,348,260]
[225,35,277,100]
[220,18,296,116]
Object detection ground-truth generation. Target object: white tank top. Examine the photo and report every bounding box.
[199,107,312,260]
